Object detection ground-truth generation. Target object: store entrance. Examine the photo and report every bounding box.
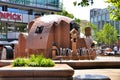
[0,22,15,40]
[0,21,27,41]
[7,22,16,40]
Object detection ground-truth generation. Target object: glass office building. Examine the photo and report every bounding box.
[0,0,62,41]
[90,8,120,34]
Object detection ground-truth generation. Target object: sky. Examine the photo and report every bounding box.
[62,0,108,21]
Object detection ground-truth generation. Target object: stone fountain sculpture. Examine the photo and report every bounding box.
[14,15,96,60]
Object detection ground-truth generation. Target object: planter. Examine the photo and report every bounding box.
[0,64,74,80]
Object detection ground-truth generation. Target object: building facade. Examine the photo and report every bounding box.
[0,0,62,41]
[90,8,120,34]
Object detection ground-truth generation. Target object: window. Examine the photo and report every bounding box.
[8,8,18,13]
[90,18,94,23]
[94,17,97,22]
[106,14,110,21]
[47,0,59,7]
[90,11,93,17]
[98,16,101,21]
[7,22,15,32]
[35,26,44,34]
[0,22,7,39]
[101,14,106,21]
[15,23,27,32]
[37,0,45,5]
[70,21,80,31]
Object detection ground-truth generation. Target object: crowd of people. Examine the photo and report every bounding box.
[96,44,120,55]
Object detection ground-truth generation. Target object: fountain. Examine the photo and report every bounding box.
[13,14,96,60]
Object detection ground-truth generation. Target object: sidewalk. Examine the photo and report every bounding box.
[74,69,120,80]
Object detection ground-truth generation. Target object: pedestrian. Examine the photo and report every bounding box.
[113,45,118,55]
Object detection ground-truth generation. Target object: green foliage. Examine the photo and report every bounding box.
[96,23,118,45]
[28,62,39,67]
[73,0,94,7]
[74,18,81,23]
[41,59,55,67]
[12,58,28,67]
[29,54,36,62]
[12,54,55,67]
[73,1,77,6]
[74,0,120,21]
[106,0,120,21]
[56,10,74,18]
[35,55,44,65]
[96,30,105,43]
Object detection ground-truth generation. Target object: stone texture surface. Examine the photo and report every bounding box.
[0,64,74,77]
[14,15,95,59]
[14,33,28,58]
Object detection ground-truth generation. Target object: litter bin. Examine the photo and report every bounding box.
[4,46,13,59]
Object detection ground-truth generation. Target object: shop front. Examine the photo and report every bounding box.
[0,11,34,41]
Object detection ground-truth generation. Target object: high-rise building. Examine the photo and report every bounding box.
[90,8,120,34]
[0,0,62,41]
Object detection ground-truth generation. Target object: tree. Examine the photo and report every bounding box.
[74,0,120,21]
[106,0,120,21]
[73,0,94,7]
[96,23,118,46]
